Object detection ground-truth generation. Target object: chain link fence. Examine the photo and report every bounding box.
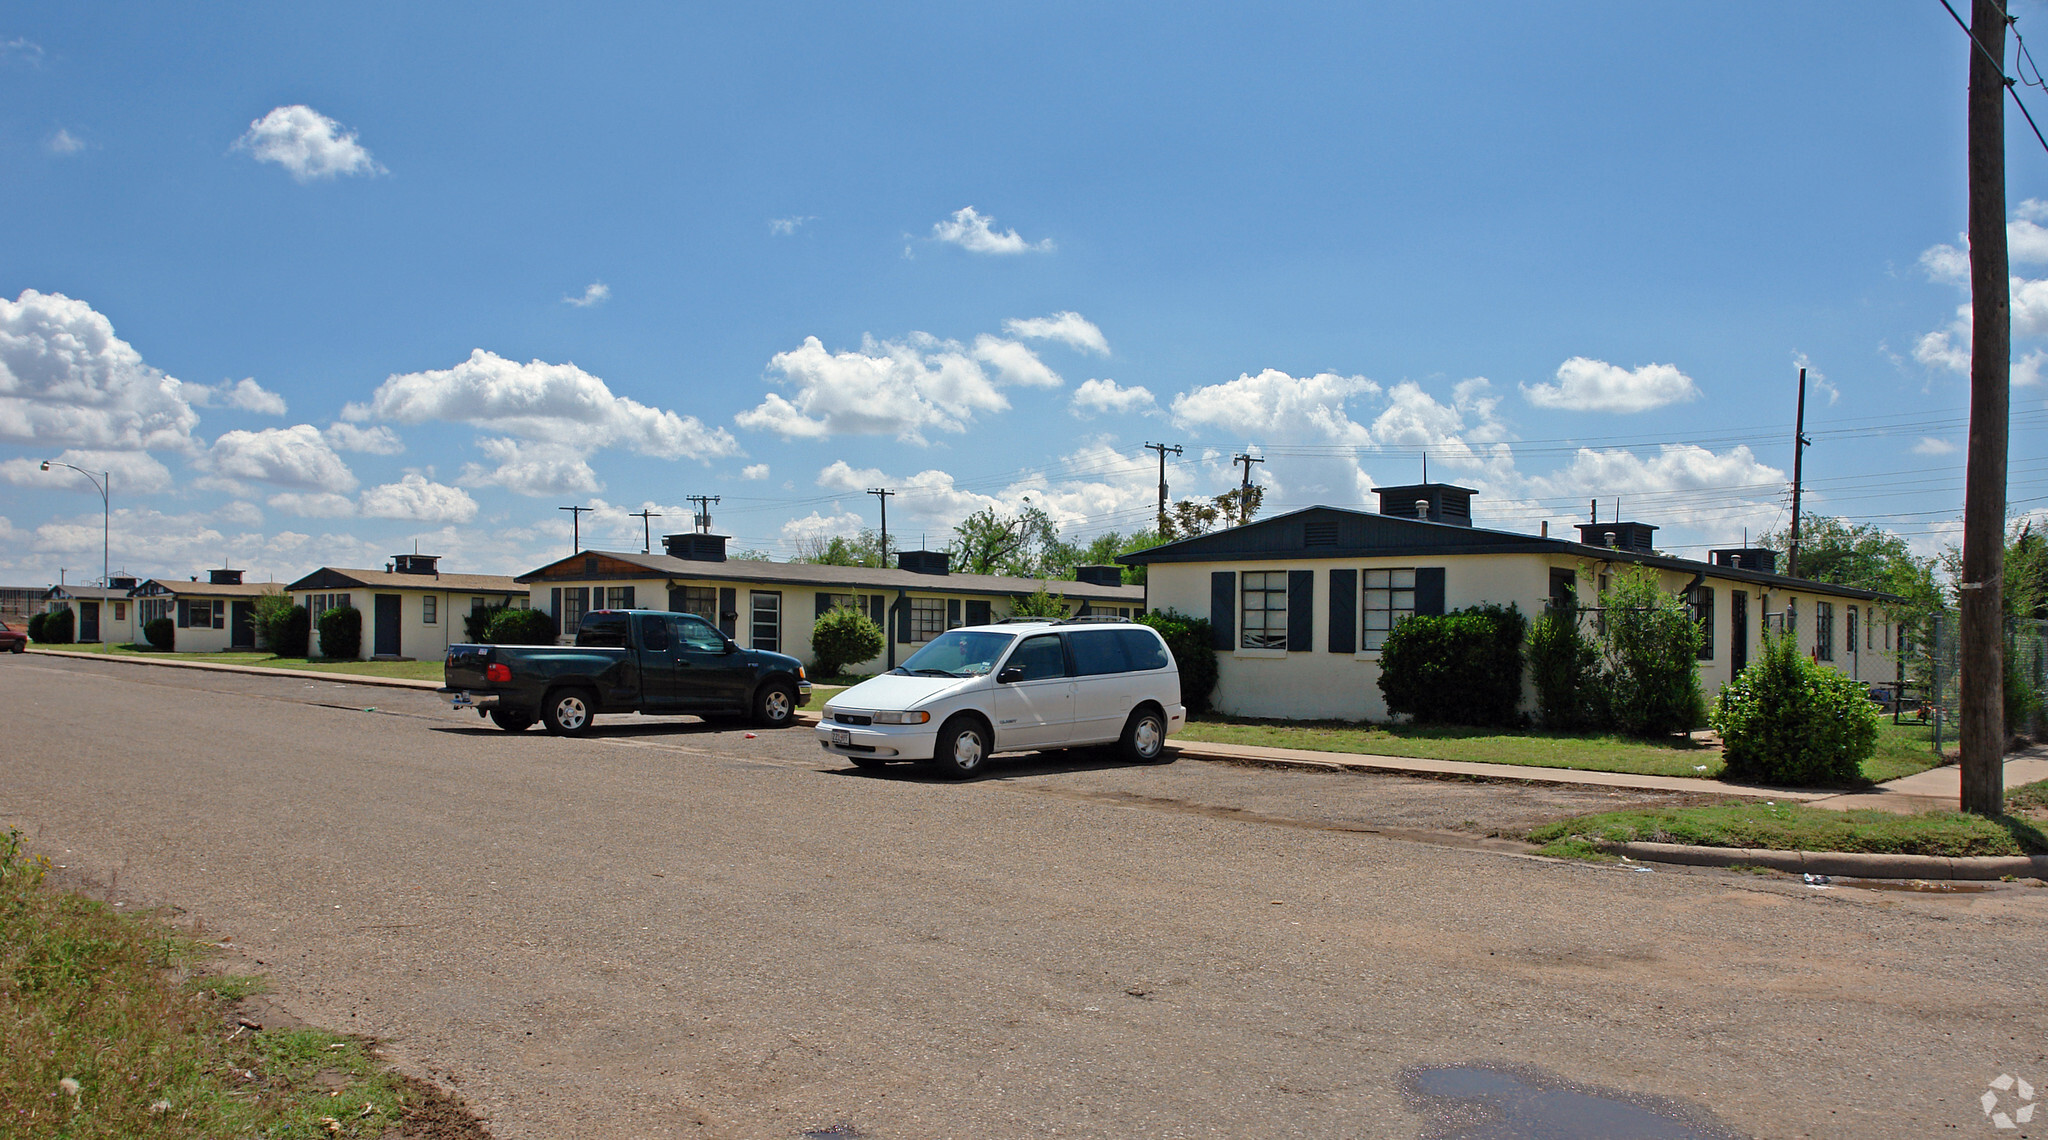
[1916,613,2047,756]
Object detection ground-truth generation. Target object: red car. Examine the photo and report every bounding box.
[0,621,24,654]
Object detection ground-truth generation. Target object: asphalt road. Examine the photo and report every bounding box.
[5,654,2045,1139]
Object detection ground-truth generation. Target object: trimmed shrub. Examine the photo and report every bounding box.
[1139,609,1217,715]
[484,606,558,646]
[811,606,885,677]
[1528,597,1601,730]
[271,605,311,657]
[1714,633,1879,786]
[26,612,47,642]
[40,608,74,645]
[1598,566,1706,738]
[1378,604,1528,727]
[317,606,362,660]
[144,616,175,651]
[464,603,508,644]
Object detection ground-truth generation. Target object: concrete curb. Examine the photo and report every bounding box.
[26,648,442,691]
[1166,740,1831,801]
[1605,840,2048,881]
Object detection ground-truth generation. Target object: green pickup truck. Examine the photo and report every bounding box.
[441,608,811,736]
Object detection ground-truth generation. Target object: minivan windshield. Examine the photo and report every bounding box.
[894,630,1015,677]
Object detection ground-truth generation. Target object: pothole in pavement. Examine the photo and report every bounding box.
[1403,1063,1745,1139]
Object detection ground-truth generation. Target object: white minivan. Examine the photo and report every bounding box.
[815,618,1186,778]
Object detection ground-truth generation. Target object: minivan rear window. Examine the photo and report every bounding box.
[1067,630,1130,676]
[1115,628,1171,671]
[575,612,630,648]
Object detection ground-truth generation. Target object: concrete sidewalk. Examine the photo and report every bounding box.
[1803,746,2048,814]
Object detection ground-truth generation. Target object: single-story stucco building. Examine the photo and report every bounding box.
[286,554,527,660]
[41,578,141,644]
[517,532,1146,673]
[132,569,285,652]
[1119,482,1904,722]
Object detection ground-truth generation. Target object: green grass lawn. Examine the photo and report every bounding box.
[1526,799,2048,859]
[1176,714,1944,786]
[37,642,443,682]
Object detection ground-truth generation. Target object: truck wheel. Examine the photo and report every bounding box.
[753,681,798,728]
[488,708,535,733]
[541,688,597,737]
[1119,705,1169,763]
[925,715,991,779]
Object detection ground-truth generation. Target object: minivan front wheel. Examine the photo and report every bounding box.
[927,715,991,779]
[1119,706,1168,763]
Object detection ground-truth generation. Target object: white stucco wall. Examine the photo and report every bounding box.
[1147,553,1903,722]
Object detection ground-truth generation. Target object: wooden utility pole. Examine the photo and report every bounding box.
[867,487,894,567]
[1962,0,2011,816]
[1788,367,1811,579]
[630,508,661,553]
[558,504,592,554]
[1144,442,1183,533]
[1232,453,1264,525]
[685,495,720,534]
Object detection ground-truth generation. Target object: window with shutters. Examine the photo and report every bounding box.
[606,585,634,610]
[678,586,717,624]
[1241,571,1288,649]
[1361,568,1416,651]
[1689,586,1714,660]
[560,587,589,634]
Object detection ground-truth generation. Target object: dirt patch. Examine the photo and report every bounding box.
[385,1074,494,1140]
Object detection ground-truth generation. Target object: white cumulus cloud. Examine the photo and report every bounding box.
[322,422,403,454]
[1004,311,1108,355]
[0,289,201,452]
[741,463,770,480]
[358,474,478,523]
[931,206,1052,254]
[739,332,1021,443]
[234,105,385,182]
[0,449,173,494]
[1070,378,1156,417]
[1911,437,1958,456]
[1521,357,1701,414]
[458,438,602,497]
[204,425,357,491]
[971,335,1061,388]
[268,491,357,518]
[348,349,738,461]
[182,377,287,415]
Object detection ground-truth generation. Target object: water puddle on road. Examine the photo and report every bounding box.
[1403,1064,1745,1139]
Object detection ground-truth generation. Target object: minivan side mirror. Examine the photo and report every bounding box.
[996,666,1024,684]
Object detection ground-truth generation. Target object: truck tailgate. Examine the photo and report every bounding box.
[444,643,495,690]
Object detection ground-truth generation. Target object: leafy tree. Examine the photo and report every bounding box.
[792,530,889,568]
[1767,513,1943,636]
[2003,520,2048,621]
[253,594,305,654]
[1596,566,1705,738]
[1158,487,1265,540]
[810,606,884,678]
[730,548,775,562]
[1138,609,1218,714]
[1008,586,1070,619]
[1071,530,1163,585]
[950,503,1064,578]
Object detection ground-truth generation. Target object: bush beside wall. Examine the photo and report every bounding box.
[1139,609,1217,714]
[1713,634,1879,786]
[144,617,175,651]
[317,606,362,660]
[39,608,74,645]
[810,607,884,677]
[1377,604,1528,727]
[484,607,557,646]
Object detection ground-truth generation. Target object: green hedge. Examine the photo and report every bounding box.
[37,608,74,645]
[1139,609,1217,714]
[317,606,361,659]
[1377,604,1527,727]
[144,616,175,651]
[484,607,557,645]
[1713,634,1879,786]
[1528,597,1600,730]
[26,612,47,642]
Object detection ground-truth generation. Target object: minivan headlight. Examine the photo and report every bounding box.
[873,710,931,725]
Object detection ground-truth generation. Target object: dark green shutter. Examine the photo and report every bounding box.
[1415,568,1446,616]
[869,596,885,627]
[896,600,911,643]
[718,588,737,636]
[816,592,833,620]
[551,588,562,621]
[1328,569,1356,653]
[966,599,991,625]
[947,599,961,627]
[1209,571,1235,650]
[619,586,635,609]
[1287,571,1313,651]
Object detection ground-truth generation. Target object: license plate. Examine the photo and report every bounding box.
[831,729,851,745]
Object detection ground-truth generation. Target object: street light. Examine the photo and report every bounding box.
[41,460,110,644]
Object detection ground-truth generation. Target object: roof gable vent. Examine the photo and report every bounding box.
[1303,521,1339,547]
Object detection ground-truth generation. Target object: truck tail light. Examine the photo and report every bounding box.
[486,663,512,683]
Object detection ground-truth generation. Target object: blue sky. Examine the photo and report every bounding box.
[3,3,2045,586]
